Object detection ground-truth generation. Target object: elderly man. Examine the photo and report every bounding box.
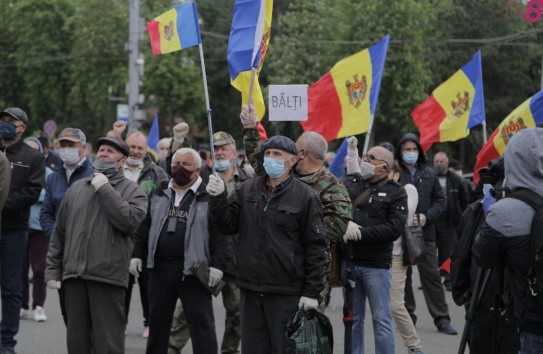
[45,137,148,354]
[207,135,326,354]
[342,142,408,354]
[133,148,228,354]
[40,128,94,326]
[123,131,168,338]
[168,131,247,354]
[0,107,45,354]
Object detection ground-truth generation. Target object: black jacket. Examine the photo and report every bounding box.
[441,171,471,225]
[3,139,45,230]
[396,133,445,241]
[209,173,326,298]
[342,175,407,268]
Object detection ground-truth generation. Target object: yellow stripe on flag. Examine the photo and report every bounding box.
[331,50,373,138]
[433,70,475,142]
[493,98,535,155]
[156,9,182,54]
[231,71,266,121]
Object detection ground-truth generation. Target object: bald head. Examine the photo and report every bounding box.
[368,146,394,168]
[297,132,327,160]
[434,151,449,164]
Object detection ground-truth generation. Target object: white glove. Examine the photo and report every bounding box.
[47,280,61,290]
[208,267,223,287]
[91,173,109,191]
[206,174,225,196]
[240,104,257,127]
[347,136,358,157]
[418,214,427,227]
[173,122,189,144]
[129,258,142,278]
[298,296,318,310]
[343,221,362,242]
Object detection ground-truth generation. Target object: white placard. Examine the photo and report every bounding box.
[117,104,129,122]
[268,85,308,121]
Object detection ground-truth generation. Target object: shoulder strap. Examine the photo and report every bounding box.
[508,188,543,210]
[352,179,387,207]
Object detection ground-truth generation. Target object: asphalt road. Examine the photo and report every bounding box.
[16,267,467,353]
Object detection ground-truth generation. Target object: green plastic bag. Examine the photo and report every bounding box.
[285,308,334,354]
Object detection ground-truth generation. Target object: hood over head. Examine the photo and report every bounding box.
[396,133,425,166]
[504,128,543,197]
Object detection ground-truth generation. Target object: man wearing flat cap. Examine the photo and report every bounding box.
[0,107,44,354]
[207,135,326,353]
[46,137,148,354]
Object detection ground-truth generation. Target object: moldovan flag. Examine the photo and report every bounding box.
[148,114,160,153]
[411,51,485,152]
[227,0,273,120]
[147,2,201,55]
[302,35,389,142]
[473,90,543,184]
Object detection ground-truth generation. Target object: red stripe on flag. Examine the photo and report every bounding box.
[302,72,343,142]
[147,20,162,55]
[256,121,268,141]
[473,128,501,184]
[411,95,447,152]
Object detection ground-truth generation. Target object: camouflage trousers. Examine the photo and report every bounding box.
[168,273,241,354]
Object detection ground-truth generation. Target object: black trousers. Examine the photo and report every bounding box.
[239,289,299,354]
[146,260,217,354]
[469,309,520,354]
[64,278,126,354]
[125,270,149,326]
[435,218,455,282]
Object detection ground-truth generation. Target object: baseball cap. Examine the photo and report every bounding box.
[58,128,87,143]
[96,137,130,157]
[213,132,235,147]
[0,107,29,125]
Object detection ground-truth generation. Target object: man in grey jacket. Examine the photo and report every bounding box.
[45,137,148,354]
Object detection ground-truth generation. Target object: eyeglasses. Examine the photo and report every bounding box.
[363,154,389,167]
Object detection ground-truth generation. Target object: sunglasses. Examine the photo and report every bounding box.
[363,154,389,167]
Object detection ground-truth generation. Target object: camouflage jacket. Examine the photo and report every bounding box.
[243,127,352,241]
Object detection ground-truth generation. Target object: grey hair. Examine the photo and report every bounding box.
[158,137,172,147]
[300,131,328,160]
[173,148,202,169]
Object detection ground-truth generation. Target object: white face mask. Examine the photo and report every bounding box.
[126,157,144,167]
[360,161,376,180]
[59,148,80,165]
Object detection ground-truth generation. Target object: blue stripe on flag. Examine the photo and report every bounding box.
[176,2,201,49]
[328,137,350,178]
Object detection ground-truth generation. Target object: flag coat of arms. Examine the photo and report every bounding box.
[301,35,390,142]
[473,90,543,183]
[147,2,201,55]
[227,0,273,120]
[411,51,485,152]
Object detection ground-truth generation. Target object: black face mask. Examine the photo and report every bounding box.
[0,121,17,141]
[93,159,119,178]
[172,165,197,186]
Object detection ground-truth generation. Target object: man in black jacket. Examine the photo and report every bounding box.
[206,135,326,354]
[396,133,457,335]
[433,151,471,290]
[0,107,45,354]
[342,145,407,353]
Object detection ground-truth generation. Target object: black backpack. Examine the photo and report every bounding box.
[507,188,543,319]
[450,200,486,306]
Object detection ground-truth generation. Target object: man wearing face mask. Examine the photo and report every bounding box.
[395,133,456,335]
[342,142,408,354]
[433,152,470,291]
[167,131,246,354]
[0,107,45,354]
[39,128,93,326]
[123,131,168,338]
[45,137,148,354]
[133,148,228,354]
[206,135,326,354]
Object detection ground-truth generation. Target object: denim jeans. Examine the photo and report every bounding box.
[352,265,395,354]
[1,230,29,351]
[520,331,543,354]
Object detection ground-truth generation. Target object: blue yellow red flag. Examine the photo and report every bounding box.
[328,137,350,178]
[301,35,390,142]
[148,114,160,153]
[227,0,273,119]
[147,2,201,55]
[473,90,543,183]
[411,51,485,151]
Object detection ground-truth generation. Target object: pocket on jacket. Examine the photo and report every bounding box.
[367,198,388,219]
[276,204,301,234]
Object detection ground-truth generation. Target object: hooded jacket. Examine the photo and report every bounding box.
[473,128,543,335]
[396,133,445,241]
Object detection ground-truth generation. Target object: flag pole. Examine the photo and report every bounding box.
[198,43,216,174]
[481,120,488,144]
[362,115,376,155]
[248,67,257,104]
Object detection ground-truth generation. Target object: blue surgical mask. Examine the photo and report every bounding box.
[402,152,418,165]
[214,159,231,171]
[263,157,288,178]
[0,121,17,141]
